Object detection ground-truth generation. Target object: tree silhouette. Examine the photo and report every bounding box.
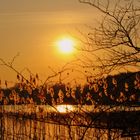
[78,0,140,75]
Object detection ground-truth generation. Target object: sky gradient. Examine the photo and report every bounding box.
[0,0,98,85]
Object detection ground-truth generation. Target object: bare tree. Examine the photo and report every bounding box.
[71,0,140,139]
[78,0,140,76]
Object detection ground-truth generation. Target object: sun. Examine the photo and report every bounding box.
[56,37,75,54]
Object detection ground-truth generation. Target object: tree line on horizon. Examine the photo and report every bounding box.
[0,71,139,106]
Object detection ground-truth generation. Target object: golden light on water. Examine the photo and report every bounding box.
[56,105,74,113]
[56,37,76,54]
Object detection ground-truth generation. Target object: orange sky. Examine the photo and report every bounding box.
[0,0,99,86]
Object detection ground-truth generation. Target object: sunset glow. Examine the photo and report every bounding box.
[0,0,94,81]
[56,37,75,54]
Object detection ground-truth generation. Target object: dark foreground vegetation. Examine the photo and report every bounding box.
[0,71,140,139]
[0,71,140,106]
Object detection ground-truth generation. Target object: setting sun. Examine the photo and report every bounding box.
[56,37,75,54]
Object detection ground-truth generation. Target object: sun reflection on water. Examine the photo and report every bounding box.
[56,105,75,113]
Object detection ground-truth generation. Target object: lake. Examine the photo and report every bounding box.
[0,105,140,140]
